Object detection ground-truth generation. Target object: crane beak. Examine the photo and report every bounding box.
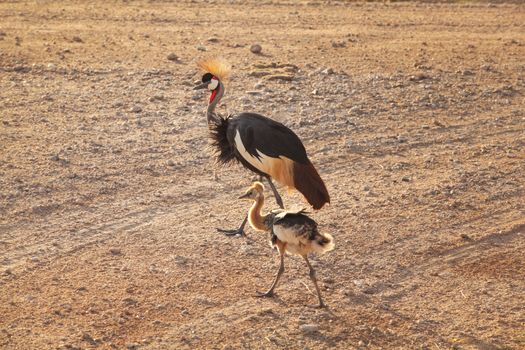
[193,82,208,90]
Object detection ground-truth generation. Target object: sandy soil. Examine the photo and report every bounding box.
[1,1,524,349]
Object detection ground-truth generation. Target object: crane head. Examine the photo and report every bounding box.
[194,57,230,90]
[238,182,265,200]
[193,72,219,90]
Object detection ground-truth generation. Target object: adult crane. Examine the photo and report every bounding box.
[193,58,329,236]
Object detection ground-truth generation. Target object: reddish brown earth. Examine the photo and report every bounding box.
[1,1,524,349]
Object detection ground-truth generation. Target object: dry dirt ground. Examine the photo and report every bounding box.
[1,1,524,349]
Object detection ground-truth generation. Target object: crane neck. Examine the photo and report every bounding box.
[248,194,269,232]
[207,81,224,125]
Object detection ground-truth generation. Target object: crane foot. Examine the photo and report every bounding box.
[307,302,326,309]
[255,290,275,298]
[216,227,246,237]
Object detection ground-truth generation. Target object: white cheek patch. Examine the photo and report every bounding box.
[208,79,219,90]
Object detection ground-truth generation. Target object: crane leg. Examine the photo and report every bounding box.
[257,242,285,297]
[265,176,284,209]
[216,214,247,237]
[303,255,325,308]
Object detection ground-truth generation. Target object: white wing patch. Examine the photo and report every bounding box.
[234,130,296,187]
[234,130,275,174]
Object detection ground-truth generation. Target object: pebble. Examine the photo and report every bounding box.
[149,94,165,102]
[250,44,262,54]
[196,45,207,51]
[207,37,219,43]
[331,41,346,48]
[72,36,83,43]
[130,106,142,113]
[321,67,334,75]
[127,343,139,350]
[109,248,122,255]
[300,323,319,333]
[82,333,97,345]
[167,53,179,61]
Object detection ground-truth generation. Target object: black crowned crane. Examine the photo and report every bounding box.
[193,58,330,236]
[239,182,334,307]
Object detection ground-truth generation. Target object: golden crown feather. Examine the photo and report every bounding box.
[198,58,231,81]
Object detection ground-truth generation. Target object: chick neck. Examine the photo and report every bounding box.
[248,193,269,232]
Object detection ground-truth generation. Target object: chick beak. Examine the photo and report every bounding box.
[238,192,251,200]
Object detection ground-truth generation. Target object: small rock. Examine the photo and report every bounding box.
[123,297,138,306]
[167,53,179,61]
[109,248,122,255]
[127,343,139,350]
[82,333,97,345]
[47,63,57,70]
[401,176,411,182]
[433,119,446,128]
[300,323,319,333]
[321,68,334,75]
[312,89,319,95]
[167,160,175,166]
[331,41,346,48]
[196,45,207,51]
[207,37,219,43]
[149,94,165,102]
[250,44,262,54]
[358,340,365,347]
[130,106,142,113]
[72,36,83,43]
[460,233,473,241]
[254,82,265,89]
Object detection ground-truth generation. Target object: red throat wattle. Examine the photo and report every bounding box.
[210,89,218,103]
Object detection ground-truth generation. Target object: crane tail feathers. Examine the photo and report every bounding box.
[293,162,330,210]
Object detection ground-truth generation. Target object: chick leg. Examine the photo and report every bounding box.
[303,255,325,308]
[257,243,285,297]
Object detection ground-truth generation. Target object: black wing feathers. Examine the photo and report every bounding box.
[274,211,319,241]
[232,113,309,164]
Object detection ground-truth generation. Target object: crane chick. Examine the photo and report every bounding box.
[239,182,334,307]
